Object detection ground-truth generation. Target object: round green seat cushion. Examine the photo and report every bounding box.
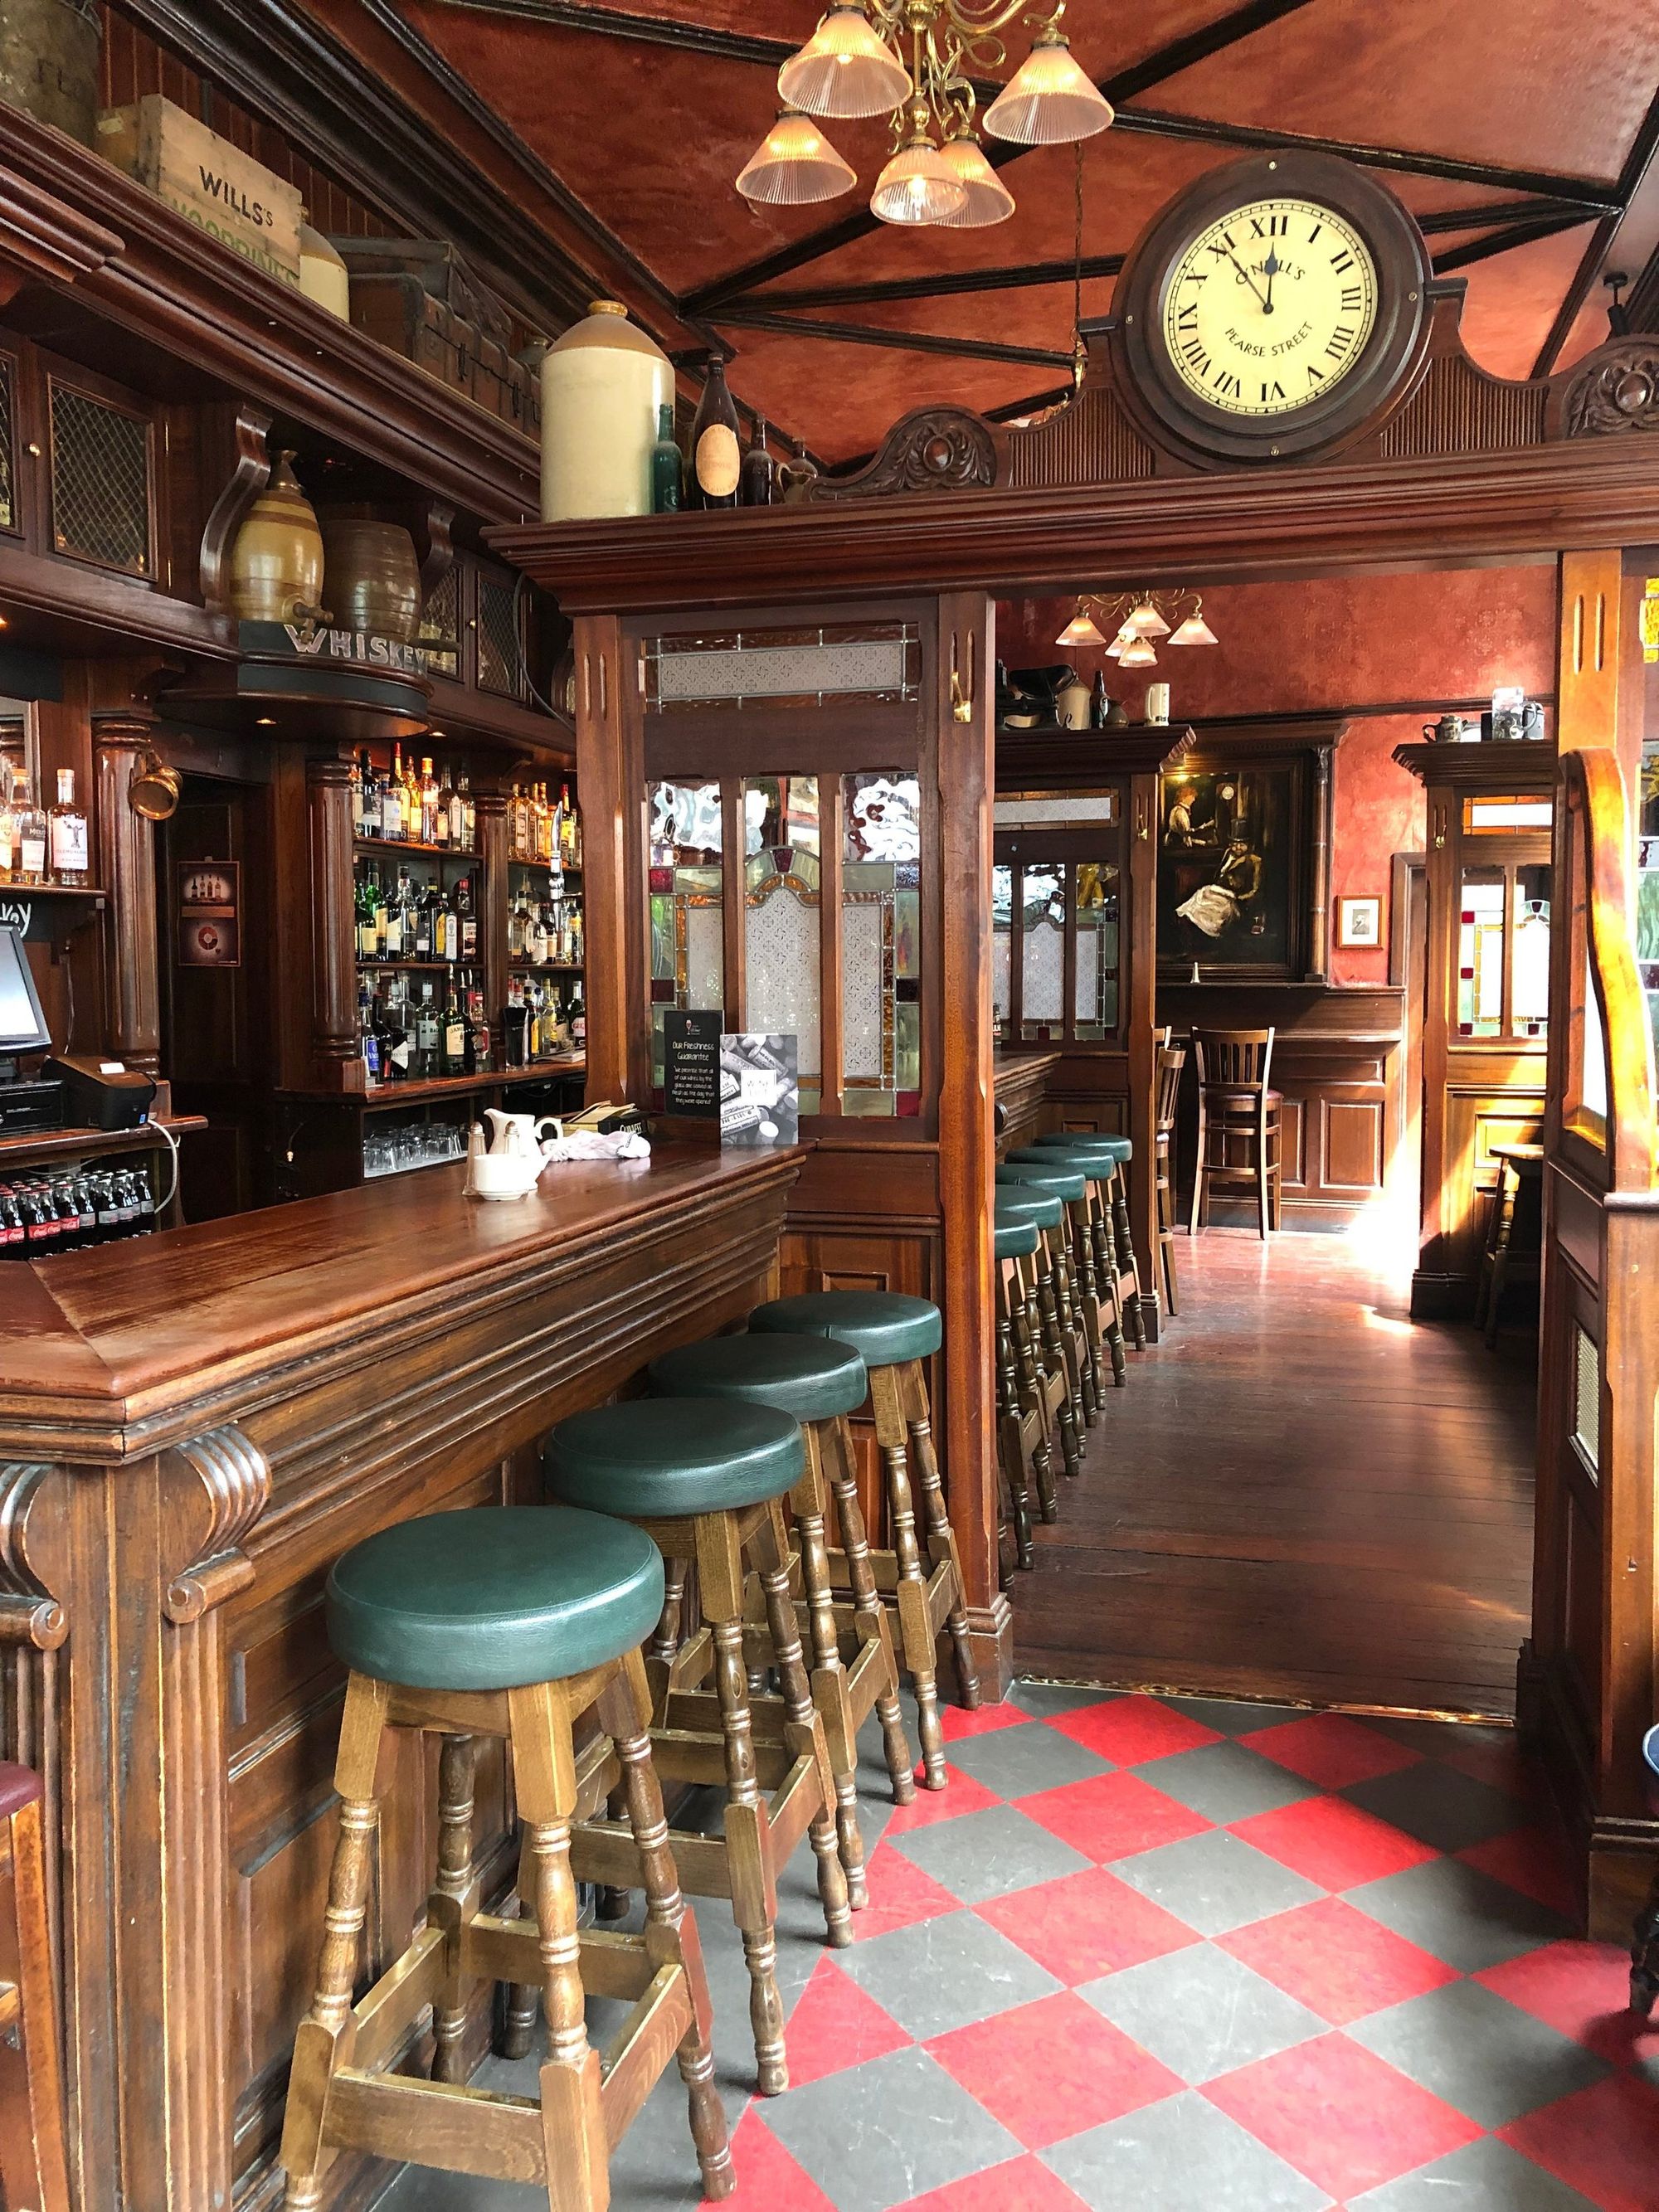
[1032,1131,1132,1165]
[546,1398,803,1520]
[326,1505,664,1693]
[648,1330,866,1423]
[995,1216,1039,1262]
[997,1159,1086,1203]
[749,1290,941,1367]
[1008,1143,1113,1187]
[995,1188,1063,1231]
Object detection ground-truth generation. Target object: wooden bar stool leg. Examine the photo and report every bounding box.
[997,1294,1035,1568]
[508,1679,608,2212]
[754,1499,859,1931]
[0,1780,71,2212]
[1010,1262,1059,1523]
[794,1434,868,1902]
[698,1517,787,2094]
[901,1360,981,1709]
[1111,1166,1148,1349]
[1036,1243,1083,1477]
[431,1732,480,2083]
[1190,1095,1209,1233]
[871,1364,947,1790]
[825,1414,915,1805]
[281,1674,390,2210]
[601,1651,733,2200]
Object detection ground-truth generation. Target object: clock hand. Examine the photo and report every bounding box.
[1226,250,1270,312]
[1262,246,1280,315]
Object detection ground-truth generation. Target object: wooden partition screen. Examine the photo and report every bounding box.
[1520,746,1659,1937]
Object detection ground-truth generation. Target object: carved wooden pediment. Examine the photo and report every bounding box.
[1554,342,1659,440]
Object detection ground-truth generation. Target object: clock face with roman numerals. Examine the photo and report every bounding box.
[1161,197,1379,419]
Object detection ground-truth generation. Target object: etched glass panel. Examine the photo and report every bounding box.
[1573,1323,1600,1479]
[842,770,922,1116]
[992,863,1013,1037]
[745,776,820,1111]
[1511,865,1550,1038]
[1074,859,1120,1039]
[648,779,723,1093]
[645,622,920,709]
[995,793,1117,829]
[1465,795,1552,833]
[1019,865,1063,1040]
[1457,870,1506,1037]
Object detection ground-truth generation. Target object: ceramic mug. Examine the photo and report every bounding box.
[1423,714,1466,744]
[1145,683,1170,726]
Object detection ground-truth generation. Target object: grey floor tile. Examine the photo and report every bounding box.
[1345,1978,1610,2127]
[940,1719,1113,1798]
[1340,1762,1527,1853]
[1044,2085,1328,2212]
[837,1908,1061,2039]
[1165,1696,1310,1738]
[1079,1942,1325,2083]
[764,2044,1023,2212]
[1134,1739,1322,1823]
[889,1802,1092,1905]
[1010,1678,1120,1718]
[1349,2135,1603,2210]
[1112,1830,1323,1937]
[1345,1858,1571,1971]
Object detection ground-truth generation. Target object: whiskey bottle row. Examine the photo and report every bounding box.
[508,780,581,871]
[357,866,480,964]
[508,884,583,967]
[359,970,491,1086]
[353,745,478,850]
[0,766,89,887]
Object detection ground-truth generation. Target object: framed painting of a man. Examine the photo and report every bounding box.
[1158,732,1336,980]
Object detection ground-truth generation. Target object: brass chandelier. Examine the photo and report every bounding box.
[737,1,1113,229]
[1056,590,1220,668]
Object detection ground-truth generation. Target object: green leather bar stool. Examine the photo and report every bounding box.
[1005,1146,1114,1405]
[1032,1130,1148,1354]
[997,1160,1093,1441]
[280,1506,732,2211]
[545,1398,847,2096]
[994,1210,1044,1571]
[646,1332,915,1901]
[748,1291,980,1791]
[995,1188,1072,1498]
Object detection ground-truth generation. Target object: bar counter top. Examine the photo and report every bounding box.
[0,1139,802,1455]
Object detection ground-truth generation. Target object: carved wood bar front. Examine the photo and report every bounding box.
[0,1144,800,2210]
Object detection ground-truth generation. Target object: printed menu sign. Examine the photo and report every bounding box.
[663,1009,722,1120]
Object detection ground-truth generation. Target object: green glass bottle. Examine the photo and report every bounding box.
[650,403,684,514]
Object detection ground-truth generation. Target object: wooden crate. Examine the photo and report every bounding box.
[95,95,303,289]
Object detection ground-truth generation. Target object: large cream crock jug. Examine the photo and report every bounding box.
[540,299,672,522]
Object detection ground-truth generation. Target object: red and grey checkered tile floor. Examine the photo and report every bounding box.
[382,1682,1657,2212]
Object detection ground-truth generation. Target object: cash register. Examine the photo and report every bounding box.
[0,926,157,1134]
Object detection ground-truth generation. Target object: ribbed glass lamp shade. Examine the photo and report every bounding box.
[1117,635,1158,668]
[983,29,1115,145]
[935,133,1016,228]
[778,4,913,120]
[737,111,858,205]
[870,136,968,226]
[1055,606,1106,648]
[1126,599,1170,638]
[1169,610,1219,645]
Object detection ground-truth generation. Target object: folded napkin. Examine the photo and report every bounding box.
[540,1128,652,1162]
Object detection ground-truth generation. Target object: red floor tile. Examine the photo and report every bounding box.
[1477,1938,1653,2068]
[783,1954,912,2088]
[1220,1896,1460,2025]
[1204,2032,1480,2200]
[1019,1769,1214,1864]
[885,1765,1004,1835]
[1231,1793,1438,1891]
[941,1701,1032,1743]
[1457,1825,1579,1918]
[1435,1730,1543,1797]
[1049,1694,1222,1765]
[1243,1713,1421,1790]
[850,1844,962,1942]
[708,2105,835,2210]
[1501,2069,1659,2212]
[977,1864,1198,1984]
[899,2154,1094,2210]
[927,1990,1184,2150]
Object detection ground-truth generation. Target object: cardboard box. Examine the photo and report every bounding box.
[96,95,303,289]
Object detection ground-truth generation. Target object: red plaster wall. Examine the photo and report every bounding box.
[997,565,1559,983]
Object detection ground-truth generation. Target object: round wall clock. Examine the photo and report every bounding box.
[1112,151,1433,464]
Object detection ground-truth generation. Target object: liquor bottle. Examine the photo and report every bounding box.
[455,874,479,963]
[359,980,382,1083]
[348,748,362,836]
[419,758,439,843]
[416,983,440,1079]
[434,766,452,848]
[446,771,464,850]
[381,747,402,840]
[47,770,87,886]
[468,988,492,1076]
[381,870,403,959]
[651,402,684,514]
[0,768,17,881]
[508,783,525,860]
[569,902,584,965]
[740,416,776,508]
[443,982,467,1076]
[528,898,548,967]
[12,771,46,887]
[458,771,476,852]
[569,979,586,1048]
[508,883,529,960]
[414,880,435,960]
[692,357,742,509]
[356,868,380,958]
[402,752,421,842]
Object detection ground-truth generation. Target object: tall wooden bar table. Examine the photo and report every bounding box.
[0,1140,801,2211]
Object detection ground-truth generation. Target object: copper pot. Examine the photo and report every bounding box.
[229,451,328,626]
[319,515,422,642]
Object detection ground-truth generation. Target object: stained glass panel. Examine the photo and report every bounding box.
[1457,871,1506,1037]
[842,771,922,1116]
[1511,866,1550,1038]
[648,780,723,1093]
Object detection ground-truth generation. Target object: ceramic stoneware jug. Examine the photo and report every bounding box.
[229,451,328,626]
[319,514,422,641]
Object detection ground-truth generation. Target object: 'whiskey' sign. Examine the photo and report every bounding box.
[239,620,430,676]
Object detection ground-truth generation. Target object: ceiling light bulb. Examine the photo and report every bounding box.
[982,27,1115,146]
[778,4,913,120]
[1169,610,1219,646]
[737,109,858,205]
[935,132,1016,228]
[1118,635,1157,668]
[1055,605,1107,648]
[1126,599,1170,638]
[870,134,967,226]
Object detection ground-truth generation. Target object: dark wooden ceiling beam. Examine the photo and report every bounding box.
[416,0,799,70]
[713,306,1074,370]
[1530,85,1659,377]
[1433,211,1590,275]
[759,255,1126,312]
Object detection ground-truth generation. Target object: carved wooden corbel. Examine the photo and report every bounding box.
[0,1463,69,1654]
[198,404,272,618]
[160,1427,272,1625]
[93,709,164,1074]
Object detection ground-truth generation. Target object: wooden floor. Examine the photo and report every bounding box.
[1011,1224,1538,1719]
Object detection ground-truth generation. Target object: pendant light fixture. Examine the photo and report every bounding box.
[1056,589,1222,668]
[738,2,1111,231]
[1055,604,1107,648]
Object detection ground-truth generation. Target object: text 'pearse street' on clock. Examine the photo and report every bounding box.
[1160,198,1379,418]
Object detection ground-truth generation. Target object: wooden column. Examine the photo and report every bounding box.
[573,613,646,1106]
[934,592,1010,1694]
[1556,550,1625,763]
[476,788,508,1032]
[305,755,359,1086]
[1126,768,1161,1338]
[92,712,162,1074]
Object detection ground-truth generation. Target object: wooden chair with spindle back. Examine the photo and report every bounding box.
[1154,1028,1187,1313]
[1190,1028,1281,1239]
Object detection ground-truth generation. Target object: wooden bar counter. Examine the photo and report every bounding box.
[0,1140,802,2212]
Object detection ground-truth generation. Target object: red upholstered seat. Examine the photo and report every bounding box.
[0,1762,42,1820]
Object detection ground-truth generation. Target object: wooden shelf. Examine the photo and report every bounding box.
[0,1116,207,1168]
[509,960,584,975]
[508,858,582,879]
[0,881,109,899]
[361,1066,578,1111]
[355,959,474,973]
[354,838,483,863]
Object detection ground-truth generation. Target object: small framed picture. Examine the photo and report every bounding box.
[1336,896,1382,949]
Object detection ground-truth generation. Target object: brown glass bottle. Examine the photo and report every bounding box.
[690,356,742,510]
